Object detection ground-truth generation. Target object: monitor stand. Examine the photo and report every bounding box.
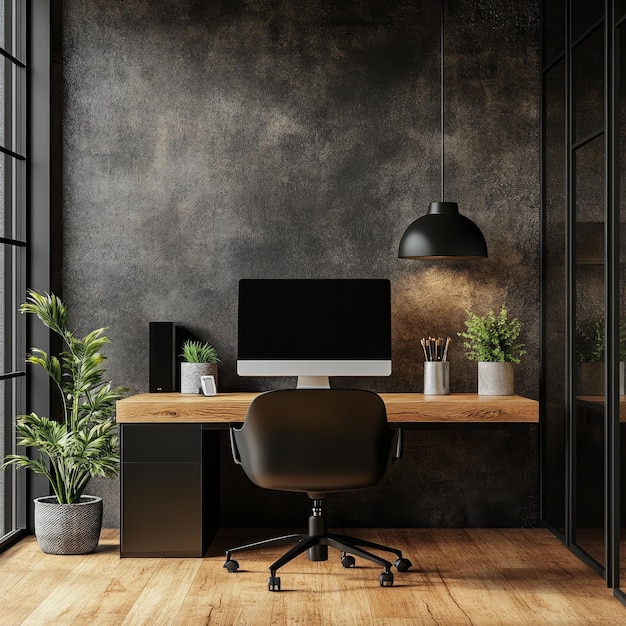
[296,376,330,389]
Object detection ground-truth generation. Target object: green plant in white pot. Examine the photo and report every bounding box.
[1,290,127,554]
[457,305,526,395]
[180,339,220,394]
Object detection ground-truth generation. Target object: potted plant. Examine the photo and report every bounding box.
[575,318,626,396]
[180,339,220,394]
[1,290,127,554]
[458,305,526,395]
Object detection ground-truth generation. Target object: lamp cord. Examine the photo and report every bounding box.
[440,0,445,202]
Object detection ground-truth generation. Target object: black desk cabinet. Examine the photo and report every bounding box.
[120,423,219,557]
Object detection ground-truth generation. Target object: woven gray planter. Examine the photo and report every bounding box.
[180,362,218,394]
[34,495,103,555]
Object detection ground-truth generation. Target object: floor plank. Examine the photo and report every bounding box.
[1,528,625,625]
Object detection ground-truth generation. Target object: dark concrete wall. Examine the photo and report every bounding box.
[58,0,540,528]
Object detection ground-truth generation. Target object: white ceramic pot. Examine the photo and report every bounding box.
[478,362,514,396]
[180,362,218,394]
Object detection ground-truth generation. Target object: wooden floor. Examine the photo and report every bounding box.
[1,528,626,625]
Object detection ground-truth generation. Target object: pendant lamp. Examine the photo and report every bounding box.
[398,0,488,260]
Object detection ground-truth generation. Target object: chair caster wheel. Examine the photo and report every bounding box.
[394,557,412,572]
[341,554,356,568]
[380,571,394,587]
[223,559,239,573]
[268,576,281,591]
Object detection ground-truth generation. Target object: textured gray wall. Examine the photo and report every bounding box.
[58,0,540,528]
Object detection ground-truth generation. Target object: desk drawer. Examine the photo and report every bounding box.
[121,424,202,463]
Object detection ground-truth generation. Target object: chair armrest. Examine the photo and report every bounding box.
[390,424,402,463]
[229,423,244,465]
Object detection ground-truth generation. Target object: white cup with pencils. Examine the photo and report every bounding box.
[421,336,450,395]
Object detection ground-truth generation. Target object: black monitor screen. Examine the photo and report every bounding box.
[237,279,391,360]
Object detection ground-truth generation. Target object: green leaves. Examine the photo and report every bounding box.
[2,289,128,504]
[575,319,626,363]
[180,339,220,363]
[20,290,70,343]
[458,305,526,364]
[575,319,605,363]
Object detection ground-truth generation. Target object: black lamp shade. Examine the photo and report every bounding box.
[398,201,488,260]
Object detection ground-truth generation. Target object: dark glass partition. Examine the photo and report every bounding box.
[573,134,605,568]
[543,0,565,67]
[542,59,567,535]
[618,16,626,600]
[571,0,603,42]
[572,26,604,142]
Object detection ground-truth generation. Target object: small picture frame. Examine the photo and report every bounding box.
[200,375,217,396]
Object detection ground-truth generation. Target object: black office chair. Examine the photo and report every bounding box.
[223,388,412,591]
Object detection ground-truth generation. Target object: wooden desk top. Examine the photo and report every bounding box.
[116,392,539,424]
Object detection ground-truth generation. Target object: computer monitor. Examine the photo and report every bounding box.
[237,278,392,388]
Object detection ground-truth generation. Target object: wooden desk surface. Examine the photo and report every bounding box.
[116,392,538,424]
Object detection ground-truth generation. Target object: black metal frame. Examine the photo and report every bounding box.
[541,0,626,600]
[539,0,567,545]
[612,2,626,608]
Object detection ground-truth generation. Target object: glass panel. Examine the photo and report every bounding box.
[0,1,26,63]
[572,0,603,42]
[12,155,23,242]
[0,0,26,545]
[0,58,27,158]
[618,19,626,596]
[1,243,11,536]
[619,1,626,22]
[0,154,23,241]
[573,133,605,568]
[542,60,567,534]
[0,378,8,536]
[573,25,604,142]
[0,244,5,376]
[0,376,26,538]
[0,1,9,59]
[0,58,4,150]
[13,62,25,158]
[0,153,9,239]
[542,0,565,68]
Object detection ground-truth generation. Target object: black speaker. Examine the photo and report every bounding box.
[149,322,195,392]
[149,322,177,392]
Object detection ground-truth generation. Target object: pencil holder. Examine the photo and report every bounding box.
[423,361,450,395]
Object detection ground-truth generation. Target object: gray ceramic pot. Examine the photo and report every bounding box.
[34,495,103,555]
[478,362,514,396]
[180,362,218,394]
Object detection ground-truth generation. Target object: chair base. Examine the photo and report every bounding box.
[223,499,412,590]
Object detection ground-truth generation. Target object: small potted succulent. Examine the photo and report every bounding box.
[458,305,526,395]
[180,339,220,394]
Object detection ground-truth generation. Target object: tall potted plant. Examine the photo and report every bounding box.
[1,290,127,554]
[458,305,526,395]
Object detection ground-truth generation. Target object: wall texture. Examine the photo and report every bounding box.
[58,0,540,528]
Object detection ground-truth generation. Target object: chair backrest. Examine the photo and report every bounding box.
[230,388,396,496]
